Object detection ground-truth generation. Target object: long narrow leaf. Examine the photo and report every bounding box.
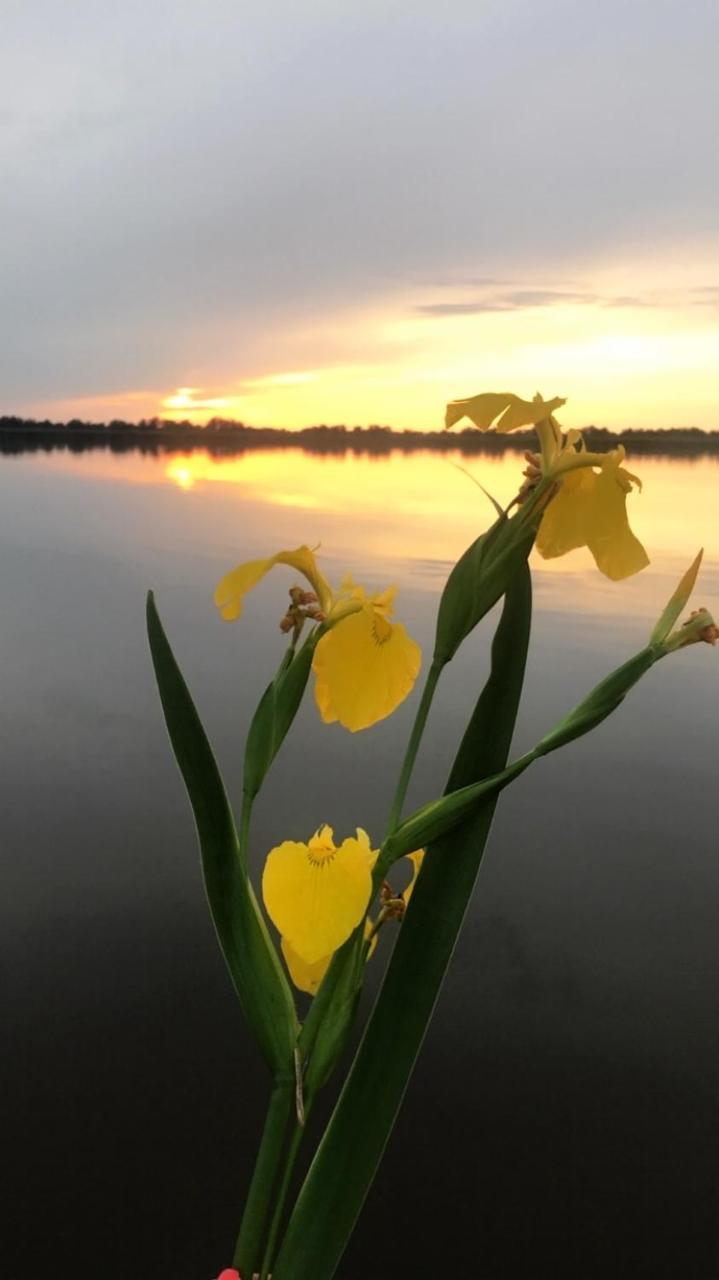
[273,563,532,1279]
[147,592,297,1073]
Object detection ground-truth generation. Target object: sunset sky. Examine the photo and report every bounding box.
[3,0,718,431]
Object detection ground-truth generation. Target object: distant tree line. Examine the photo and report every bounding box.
[0,414,716,458]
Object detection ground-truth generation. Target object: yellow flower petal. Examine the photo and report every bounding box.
[536,467,596,559]
[584,460,649,581]
[262,827,376,964]
[213,544,332,621]
[282,915,378,996]
[281,938,331,996]
[313,605,421,732]
[536,459,648,581]
[445,391,566,432]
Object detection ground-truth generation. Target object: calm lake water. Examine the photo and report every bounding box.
[2,444,718,1279]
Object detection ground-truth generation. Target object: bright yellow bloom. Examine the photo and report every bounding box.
[262,825,377,966]
[314,582,421,732]
[275,843,423,997]
[536,448,649,580]
[444,389,648,582]
[214,547,421,732]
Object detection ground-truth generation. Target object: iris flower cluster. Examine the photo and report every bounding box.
[214,391,652,998]
[147,389,715,1280]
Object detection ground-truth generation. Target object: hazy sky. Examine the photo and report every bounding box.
[2,0,718,429]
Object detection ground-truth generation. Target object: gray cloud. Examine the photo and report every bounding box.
[691,286,719,306]
[415,287,655,316]
[1,0,718,405]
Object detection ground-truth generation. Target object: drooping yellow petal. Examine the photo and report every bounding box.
[262,827,376,964]
[313,605,421,732]
[401,849,425,906]
[445,391,566,433]
[536,467,597,559]
[281,938,331,995]
[282,915,378,996]
[213,544,332,621]
[536,459,648,581]
[584,460,649,581]
[213,555,278,621]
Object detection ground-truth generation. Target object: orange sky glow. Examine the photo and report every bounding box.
[30,255,719,433]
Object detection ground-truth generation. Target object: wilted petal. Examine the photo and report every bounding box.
[214,544,332,621]
[262,826,376,964]
[313,605,421,732]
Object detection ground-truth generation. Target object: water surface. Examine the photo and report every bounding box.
[2,446,718,1279]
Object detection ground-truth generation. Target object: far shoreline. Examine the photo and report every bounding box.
[1,415,718,458]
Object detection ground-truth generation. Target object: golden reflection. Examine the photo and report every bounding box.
[167,461,196,490]
[38,446,719,616]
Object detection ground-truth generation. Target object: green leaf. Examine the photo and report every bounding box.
[146,592,298,1073]
[272,562,533,1280]
[433,507,536,665]
[244,634,316,803]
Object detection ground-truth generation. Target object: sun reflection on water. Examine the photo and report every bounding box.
[33,443,719,620]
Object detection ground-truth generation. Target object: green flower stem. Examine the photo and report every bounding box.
[232,1076,295,1275]
[259,1115,310,1280]
[233,688,297,1273]
[386,659,443,834]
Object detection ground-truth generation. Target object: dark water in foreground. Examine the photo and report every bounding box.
[1,447,718,1279]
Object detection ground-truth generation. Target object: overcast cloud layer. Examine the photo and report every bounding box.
[1,0,717,412]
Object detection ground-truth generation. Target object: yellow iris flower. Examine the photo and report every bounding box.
[445,390,649,582]
[263,825,376,964]
[312,580,421,732]
[214,547,421,732]
[266,835,424,996]
[263,825,376,995]
[535,448,649,580]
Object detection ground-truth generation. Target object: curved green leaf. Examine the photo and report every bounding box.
[146,592,298,1073]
